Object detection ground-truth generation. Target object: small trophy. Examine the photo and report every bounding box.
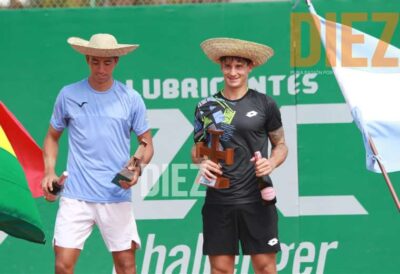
[46,171,68,202]
[195,129,234,189]
[112,139,147,187]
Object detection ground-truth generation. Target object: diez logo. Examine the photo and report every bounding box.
[291,12,400,67]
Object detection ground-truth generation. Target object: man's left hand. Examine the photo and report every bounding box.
[119,168,140,189]
[251,156,276,177]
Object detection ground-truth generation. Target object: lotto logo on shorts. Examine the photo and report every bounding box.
[268,238,279,246]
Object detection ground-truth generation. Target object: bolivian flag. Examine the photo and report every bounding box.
[0,101,45,244]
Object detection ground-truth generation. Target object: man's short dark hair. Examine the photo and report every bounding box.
[220,56,252,65]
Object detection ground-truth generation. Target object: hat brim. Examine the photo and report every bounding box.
[200,38,274,67]
[67,37,139,57]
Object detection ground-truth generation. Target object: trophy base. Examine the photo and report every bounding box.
[198,175,230,189]
[112,168,135,187]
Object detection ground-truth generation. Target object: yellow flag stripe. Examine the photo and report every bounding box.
[0,125,16,156]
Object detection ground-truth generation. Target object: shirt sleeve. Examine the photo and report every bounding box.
[265,96,283,132]
[50,89,68,131]
[193,104,207,143]
[131,94,150,136]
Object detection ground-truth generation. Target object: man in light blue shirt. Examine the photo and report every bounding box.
[41,33,154,274]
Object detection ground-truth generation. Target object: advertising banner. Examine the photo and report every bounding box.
[0,1,399,273]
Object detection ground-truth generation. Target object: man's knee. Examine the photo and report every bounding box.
[251,253,277,274]
[209,255,235,274]
[114,260,136,274]
[211,265,234,274]
[253,263,277,274]
[113,245,137,274]
[55,261,75,274]
[54,246,80,274]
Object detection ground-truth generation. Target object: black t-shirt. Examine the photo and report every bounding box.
[193,89,282,205]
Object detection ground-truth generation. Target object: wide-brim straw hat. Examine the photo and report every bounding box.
[200,38,274,67]
[67,33,139,57]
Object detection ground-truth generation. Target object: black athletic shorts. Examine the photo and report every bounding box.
[202,202,280,255]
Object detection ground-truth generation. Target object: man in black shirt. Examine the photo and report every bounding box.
[192,38,288,274]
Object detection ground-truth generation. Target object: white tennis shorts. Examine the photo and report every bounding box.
[54,197,141,252]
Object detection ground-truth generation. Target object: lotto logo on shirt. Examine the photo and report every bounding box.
[246,111,258,118]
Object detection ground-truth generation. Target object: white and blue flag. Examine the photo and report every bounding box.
[308,3,400,173]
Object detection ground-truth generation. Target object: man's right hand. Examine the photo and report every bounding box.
[41,173,59,200]
[199,159,222,181]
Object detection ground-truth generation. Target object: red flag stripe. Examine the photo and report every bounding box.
[0,101,44,197]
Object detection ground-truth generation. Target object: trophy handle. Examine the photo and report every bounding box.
[225,148,234,165]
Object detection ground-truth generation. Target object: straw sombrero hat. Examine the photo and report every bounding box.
[200,38,274,67]
[67,33,139,57]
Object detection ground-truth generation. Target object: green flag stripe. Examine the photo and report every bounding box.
[0,148,45,243]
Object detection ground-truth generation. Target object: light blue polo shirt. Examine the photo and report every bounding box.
[50,78,149,203]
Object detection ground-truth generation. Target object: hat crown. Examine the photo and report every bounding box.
[200,37,274,67]
[68,33,138,57]
[88,34,118,49]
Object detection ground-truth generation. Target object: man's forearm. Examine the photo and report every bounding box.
[43,134,59,175]
[269,143,288,169]
[136,130,154,168]
[142,145,154,166]
[191,145,205,164]
[268,126,288,169]
[43,126,63,175]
